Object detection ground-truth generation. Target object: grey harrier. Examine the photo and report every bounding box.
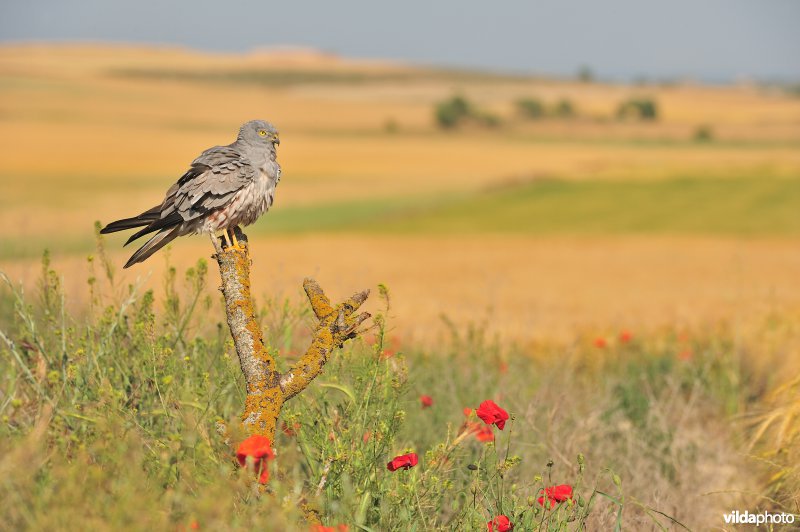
[101,120,281,268]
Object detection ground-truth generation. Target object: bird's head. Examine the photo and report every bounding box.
[238,120,280,150]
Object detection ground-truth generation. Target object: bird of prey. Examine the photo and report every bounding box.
[101,120,281,268]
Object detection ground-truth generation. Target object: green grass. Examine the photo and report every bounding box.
[0,245,792,530]
[254,195,434,234]
[2,174,797,261]
[254,175,800,236]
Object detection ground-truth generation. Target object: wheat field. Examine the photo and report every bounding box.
[1,43,799,343]
[2,42,800,529]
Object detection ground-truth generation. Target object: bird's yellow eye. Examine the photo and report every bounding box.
[258,130,267,136]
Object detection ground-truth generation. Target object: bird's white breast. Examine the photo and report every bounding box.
[238,161,279,226]
[200,161,279,233]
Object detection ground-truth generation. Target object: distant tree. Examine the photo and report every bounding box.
[693,124,713,142]
[617,97,659,121]
[434,95,502,129]
[384,117,399,134]
[553,98,576,118]
[638,99,657,120]
[435,95,472,129]
[577,65,594,83]
[516,98,545,119]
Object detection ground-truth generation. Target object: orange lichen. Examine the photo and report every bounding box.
[212,233,369,444]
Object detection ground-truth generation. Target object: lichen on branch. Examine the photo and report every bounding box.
[212,230,370,442]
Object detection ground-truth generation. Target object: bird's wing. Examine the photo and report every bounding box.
[169,145,257,221]
[120,145,256,245]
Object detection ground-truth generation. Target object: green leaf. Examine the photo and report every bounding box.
[317,382,357,404]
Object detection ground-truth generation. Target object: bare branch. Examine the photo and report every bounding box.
[213,233,370,441]
[279,286,371,401]
[303,278,334,319]
[344,289,370,311]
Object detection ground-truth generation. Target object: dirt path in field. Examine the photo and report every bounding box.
[3,235,798,345]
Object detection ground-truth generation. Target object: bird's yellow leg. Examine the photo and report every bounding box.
[230,226,248,253]
[222,229,233,249]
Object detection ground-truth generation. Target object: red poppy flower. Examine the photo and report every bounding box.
[594,337,607,348]
[463,407,473,417]
[474,424,495,442]
[236,435,275,484]
[310,525,348,532]
[420,395,433,408]
[487,514,514,531]
[537,484,573,509]
[476,400,509,430]
[387,452,418,472]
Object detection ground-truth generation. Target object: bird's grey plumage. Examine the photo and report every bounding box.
[101,120,281,268]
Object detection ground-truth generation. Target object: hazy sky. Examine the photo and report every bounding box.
[1,0,798,82]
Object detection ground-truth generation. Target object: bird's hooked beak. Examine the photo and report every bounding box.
[272,134,280,147]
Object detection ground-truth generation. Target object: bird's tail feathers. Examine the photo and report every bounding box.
[124,227,181,268]
[123,212,182,246]
[100,206,160,234]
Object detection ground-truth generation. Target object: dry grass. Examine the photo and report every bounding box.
[0,256,780,529]
[3,235,799,346]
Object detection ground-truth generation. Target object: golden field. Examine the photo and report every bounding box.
[1,43,799,343]
[3,42,800,528]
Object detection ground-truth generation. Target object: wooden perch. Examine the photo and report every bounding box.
[212,229,370,442]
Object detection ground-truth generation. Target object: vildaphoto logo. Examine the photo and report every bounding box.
[723,510,796,526]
